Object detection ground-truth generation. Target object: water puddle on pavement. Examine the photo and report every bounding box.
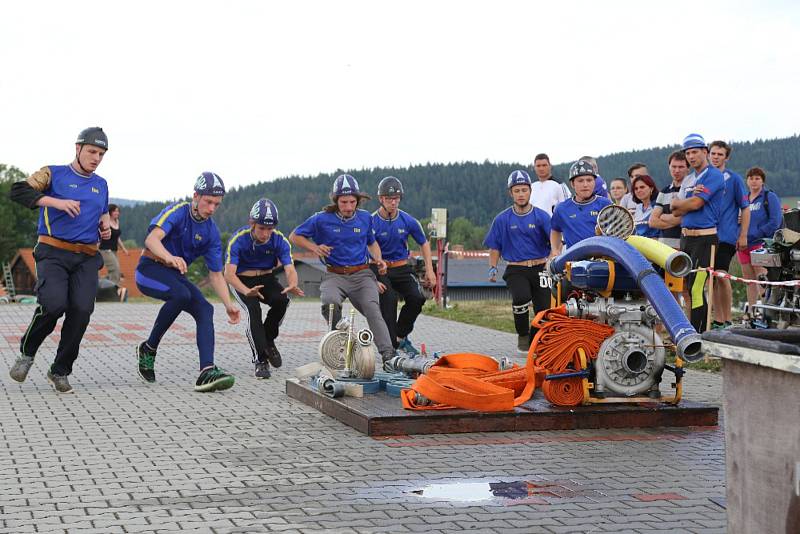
[408,480,578,502]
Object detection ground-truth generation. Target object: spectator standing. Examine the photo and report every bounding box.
[708,140,750,329]
[530,153,570,215]
[670,133,725,332]
[631,175,660,237]
[649,151,689,249]
[99,203,129,285]
[739,167,783,310]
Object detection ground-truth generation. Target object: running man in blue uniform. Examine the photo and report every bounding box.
[550,160,613,255]
[671,133,726,332]
[484,170,552,353]
[371,177,436,355]
[135,172,241,392]
[290,174,396,363]
[224,199,304,379]
[8,127,112,393]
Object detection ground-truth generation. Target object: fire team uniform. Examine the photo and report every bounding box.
[679,165,725,332]
[551,195,612,247]
[293,208,395,359]
[715,169,749,270]
[135,201,225,371]
[13,164,108,379]
[226,226,292,365]
[484,205,552,341]
[371,209,428,350]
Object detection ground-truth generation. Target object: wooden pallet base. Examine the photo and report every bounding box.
[285,379,719,436]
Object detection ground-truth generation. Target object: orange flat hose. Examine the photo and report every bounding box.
[400,306,614,411]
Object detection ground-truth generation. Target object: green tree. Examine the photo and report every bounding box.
[0,164,38,262]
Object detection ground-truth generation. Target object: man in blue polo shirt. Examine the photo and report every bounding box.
[225,199,303,379]
[550,160,612,254]
[8,127,112,393]
[371,177,436,356]
[709,140,750,329]
[671,133,726,332]
[485,170,552,354]
[290,174,395,364]
[135,172,241,392]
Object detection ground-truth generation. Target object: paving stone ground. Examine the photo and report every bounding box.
[0,301,726,533]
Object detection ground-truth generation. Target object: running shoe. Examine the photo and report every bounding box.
[254,361,271,379]
[195,366,235,392]
[47,370,74,394]
[397,337,419,356]
[266,345,282,368]
[136,342,157,383]
[9,355,34,383]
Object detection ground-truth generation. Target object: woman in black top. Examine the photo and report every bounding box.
[99,204,129,284]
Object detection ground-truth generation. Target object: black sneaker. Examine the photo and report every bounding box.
[195,366,235,392]
[136,342,157,383]
[266,345,282,368]
[517,335,531,354]
[254,361,271,379]
[46,370,74,394]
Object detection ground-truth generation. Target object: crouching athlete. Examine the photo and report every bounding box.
[135,172,241,392]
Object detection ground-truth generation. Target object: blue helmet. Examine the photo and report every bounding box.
[194,172,226,196]
[249,198,279,226]
[682,133,707,151]
[569,160,597,181]
[332,174,360,197]
[507,170,532,189]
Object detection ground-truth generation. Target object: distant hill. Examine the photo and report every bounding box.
[110,198,146,208]
[120,134,800,246]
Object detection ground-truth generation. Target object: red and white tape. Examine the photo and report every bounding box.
[693,268,800,287]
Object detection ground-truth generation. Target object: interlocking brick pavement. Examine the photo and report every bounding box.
[0,301,726,533]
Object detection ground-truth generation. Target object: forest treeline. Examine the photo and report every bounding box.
[2,134,799,261]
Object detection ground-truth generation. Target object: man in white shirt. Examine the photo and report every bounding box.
[530,153,570,215]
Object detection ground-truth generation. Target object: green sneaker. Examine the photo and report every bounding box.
[136,342,157,383]
[195,366,235,392]
[9,355,35,382]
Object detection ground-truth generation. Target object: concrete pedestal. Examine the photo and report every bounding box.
[704,338,800,534]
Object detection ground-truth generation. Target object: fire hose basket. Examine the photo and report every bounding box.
[597,204,635,239]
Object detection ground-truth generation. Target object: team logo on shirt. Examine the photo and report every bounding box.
[528,224,536,229]
[69,183,78,188]
[353,228,361,233]
[195,233,203,241]
[590,211,599,216]
[91,187,99,194]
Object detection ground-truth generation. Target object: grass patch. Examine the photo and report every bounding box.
[422,300,516,334]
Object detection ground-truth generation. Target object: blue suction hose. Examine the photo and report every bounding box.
[550,237,703,361]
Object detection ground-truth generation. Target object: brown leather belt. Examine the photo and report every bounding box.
[327,264,370,275]
[385,259,409,269]
[238,268,273,277]
[142,249,168,265]
[506,258,547,267]
[38,235,98,256]
[682,228,717,237]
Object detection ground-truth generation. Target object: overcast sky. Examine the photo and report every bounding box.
[2,0,798,200]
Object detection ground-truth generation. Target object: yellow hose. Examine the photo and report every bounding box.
[625,235,691,277]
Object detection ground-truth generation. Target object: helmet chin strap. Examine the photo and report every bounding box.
[75,145,92,175]
[191,200,208,222]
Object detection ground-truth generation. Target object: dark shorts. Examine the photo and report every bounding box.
[714,242,737,272]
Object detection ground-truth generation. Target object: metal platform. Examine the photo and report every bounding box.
[285,379,719,436]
